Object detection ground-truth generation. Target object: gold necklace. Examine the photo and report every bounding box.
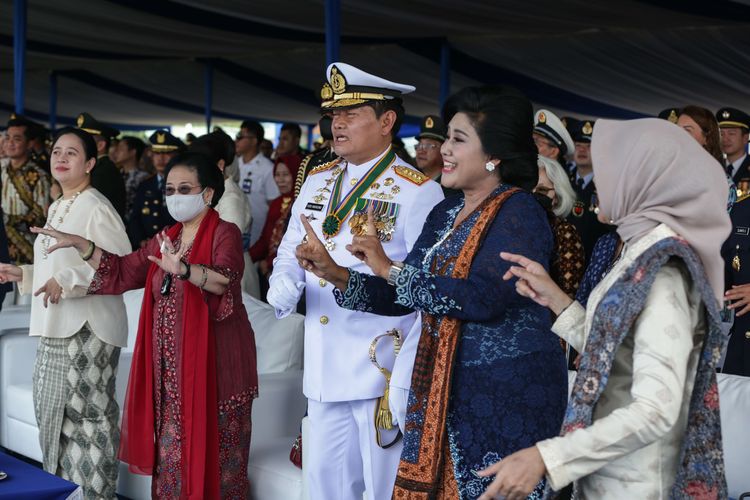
[42,191,82,259]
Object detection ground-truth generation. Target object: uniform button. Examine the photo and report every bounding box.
[153,212,159,217]
[745,331,750,339]
[319,279,327,287]
[320,315,329,325]
[152,225,158,230]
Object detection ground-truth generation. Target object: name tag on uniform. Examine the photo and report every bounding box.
[305,202,324,211]
[736,226,749,236]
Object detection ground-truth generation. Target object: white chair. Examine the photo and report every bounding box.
[718,373,750,499]
[0,290,308,500]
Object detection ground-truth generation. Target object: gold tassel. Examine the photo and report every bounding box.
[375,369,394,431]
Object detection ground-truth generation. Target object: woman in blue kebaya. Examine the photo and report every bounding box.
[296,86,567,499]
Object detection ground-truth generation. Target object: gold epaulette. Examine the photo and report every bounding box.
[393,165,429,186]
[308,158,341,176]
[737,191,750,203]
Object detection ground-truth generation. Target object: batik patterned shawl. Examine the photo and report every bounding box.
[553,236,726,499]
[393,187,520,499]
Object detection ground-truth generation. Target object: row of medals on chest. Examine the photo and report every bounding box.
[312,166,399,251]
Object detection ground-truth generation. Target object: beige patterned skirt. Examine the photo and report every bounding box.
[32,324,121,500]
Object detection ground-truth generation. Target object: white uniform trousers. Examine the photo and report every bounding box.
[307,398,403,500]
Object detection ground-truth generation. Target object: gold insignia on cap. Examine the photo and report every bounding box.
[10,113,17,120]
[321,83,334,100]
[425,117,434,128]
[538,112,547,124]
[77,114,84,127]
[722,110,730,119]
[582,122,593,135]
[330,66,347,95]
[668,110,678,123]
[156,132,166,144]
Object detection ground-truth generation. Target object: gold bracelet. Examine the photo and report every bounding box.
[79,240,96,261]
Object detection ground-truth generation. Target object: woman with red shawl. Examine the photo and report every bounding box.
[250,155,302,281]
[33,152,258,499]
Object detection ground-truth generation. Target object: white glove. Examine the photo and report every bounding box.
[388,386,409,434]
[267,274,305,319]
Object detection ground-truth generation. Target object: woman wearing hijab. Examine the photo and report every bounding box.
[479,118,729,499]
[31,152,258,499]
[249,155,302,281]
[295,86,568,498]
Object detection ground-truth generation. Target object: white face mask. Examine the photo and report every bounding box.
[166,189,208,222]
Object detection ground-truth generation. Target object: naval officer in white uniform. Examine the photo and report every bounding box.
[268,62,444,500]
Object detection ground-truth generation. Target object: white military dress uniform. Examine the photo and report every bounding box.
[273,145,443,499]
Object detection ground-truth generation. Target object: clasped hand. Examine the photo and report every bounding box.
[295,206,392,285]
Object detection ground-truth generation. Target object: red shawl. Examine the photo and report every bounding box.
[119,208,221,499]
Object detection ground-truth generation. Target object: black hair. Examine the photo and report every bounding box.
[121,136,146,162]
[281,122,302,139]
[443,86,538,191]
[189,131,235,166]
[365,99,405,139]
[6,119,32,141]
[51,127,98,161]
[240,120,264,141]
[164,152,225,207]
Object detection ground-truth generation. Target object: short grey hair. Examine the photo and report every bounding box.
[537,155,576,218]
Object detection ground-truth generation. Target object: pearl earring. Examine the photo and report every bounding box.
[485,161,495,172]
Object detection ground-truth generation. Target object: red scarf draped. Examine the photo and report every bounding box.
[119,208,220,499]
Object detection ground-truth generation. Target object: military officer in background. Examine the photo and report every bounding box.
[533,109,575,168]
[657,107,680,124]
[294,114,338,198]
[560,116,581,173]
[76,112,127,219]
[717,107,750,189]
[127,130,184,248]
[27,120,50,173]
[567,119,613,263]
[722,190,750,376]
[414,114,458,198]
[268,62,444,500]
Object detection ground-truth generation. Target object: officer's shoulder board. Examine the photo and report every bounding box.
[737,191,750,204]
[308,158,341,176]
[392,164,429,186]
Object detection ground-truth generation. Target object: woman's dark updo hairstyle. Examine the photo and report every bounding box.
[188,131,236,167]
[442,85,538,191]
[164,152,225,207]
[51,127,98,161]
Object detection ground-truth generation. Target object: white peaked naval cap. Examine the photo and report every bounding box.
[320,62,416,110]
[534,109,575,157]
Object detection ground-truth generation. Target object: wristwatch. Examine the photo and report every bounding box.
[176,259,191,280]
[387,261,404,286]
